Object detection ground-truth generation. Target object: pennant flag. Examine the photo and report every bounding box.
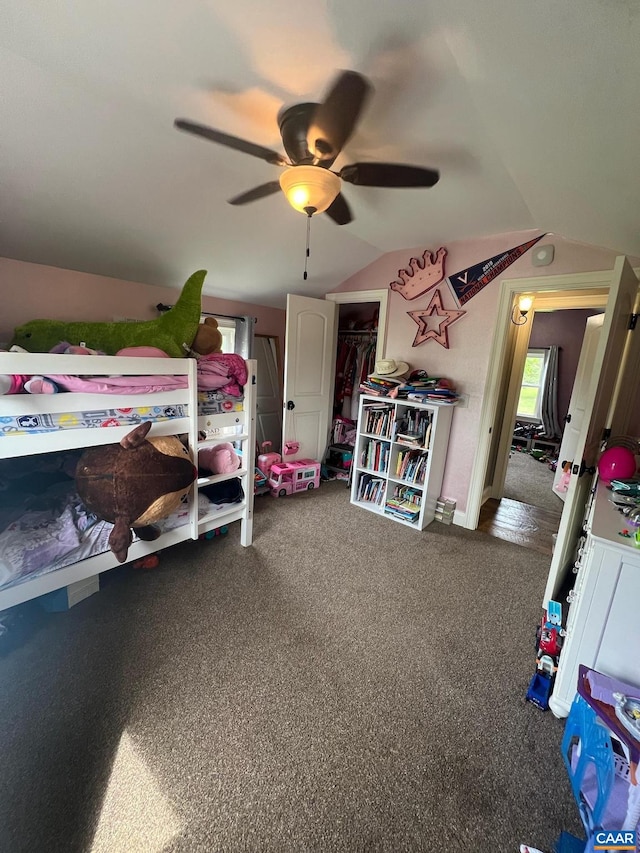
[448,235,546,306]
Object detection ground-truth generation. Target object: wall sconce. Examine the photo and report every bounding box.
[511,295,533,326]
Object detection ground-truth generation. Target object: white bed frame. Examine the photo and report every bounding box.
[0,352,257,612]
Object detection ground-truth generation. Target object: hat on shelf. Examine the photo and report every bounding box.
[370,358,410,379]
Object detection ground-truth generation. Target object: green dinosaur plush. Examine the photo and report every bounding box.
[11,269,207,358]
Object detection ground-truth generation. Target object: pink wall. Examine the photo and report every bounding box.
[330,231,639,516]
[0,257,286,352]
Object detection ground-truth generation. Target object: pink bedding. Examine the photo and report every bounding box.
[46,354,248,397]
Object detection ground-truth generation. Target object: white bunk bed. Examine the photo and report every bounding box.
[0,352,257,613]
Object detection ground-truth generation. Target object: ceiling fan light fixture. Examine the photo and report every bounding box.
[279,165,341,215]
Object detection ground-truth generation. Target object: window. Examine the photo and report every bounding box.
[517,348,549,421]
[201,315,236,353]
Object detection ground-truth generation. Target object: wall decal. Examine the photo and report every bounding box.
[389,247,447,300]
[448,234,546,306]
[407,288,466,348]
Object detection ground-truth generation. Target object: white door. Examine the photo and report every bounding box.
[254,335,282,453]
[542,256,638,609]
[282,294,337,462]
[552,314,604,499]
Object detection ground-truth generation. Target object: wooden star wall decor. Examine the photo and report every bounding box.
[407,288,466,348]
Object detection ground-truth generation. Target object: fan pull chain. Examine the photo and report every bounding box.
[303,213,312,281]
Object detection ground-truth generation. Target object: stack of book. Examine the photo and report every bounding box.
[359,375,404,397]
[435,497,456,524]
[384,496,421,523]
[395,377,459,404]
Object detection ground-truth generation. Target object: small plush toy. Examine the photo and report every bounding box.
[191,317,223,356]
[75,422,197,563]
[0,347,59,394]
[11,269,207,357]
[198,442,240,475]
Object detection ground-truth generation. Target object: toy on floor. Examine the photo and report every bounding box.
[526,600,564,711]
[75,421,197,563]
[268,459,320,497]
[199,526,229,540]
[257,441,281,478]
[11,269,207,357]
[254,467,270,495]
[132,554,160,570]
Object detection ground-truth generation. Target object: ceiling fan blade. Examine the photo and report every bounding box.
[339,162,440,188]
[307,71,371,163]
[174,119,287,166]
[324,193,353,225]
[227,182,282,206]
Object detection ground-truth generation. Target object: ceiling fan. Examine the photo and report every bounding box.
[174,70,440,225]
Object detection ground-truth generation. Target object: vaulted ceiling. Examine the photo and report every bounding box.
[2,0,639,307]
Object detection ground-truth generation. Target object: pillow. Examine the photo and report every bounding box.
[116,346,170,358]
[198,443,240,475]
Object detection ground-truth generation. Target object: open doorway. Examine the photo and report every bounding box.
[467,272,616,558]
[479,306,604,554]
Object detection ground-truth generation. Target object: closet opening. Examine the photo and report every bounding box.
[324,290,388,483]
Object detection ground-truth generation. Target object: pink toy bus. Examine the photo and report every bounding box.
[268,459,320,497]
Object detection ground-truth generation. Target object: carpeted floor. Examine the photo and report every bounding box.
[504,450,564,514]
[0,483,582,853]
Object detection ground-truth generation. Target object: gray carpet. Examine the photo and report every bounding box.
[504,450,564,514]
[0,483,582,853]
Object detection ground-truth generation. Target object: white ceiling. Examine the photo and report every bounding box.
[2,0,639,308]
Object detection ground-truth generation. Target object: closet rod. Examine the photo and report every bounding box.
[337,329,377,336]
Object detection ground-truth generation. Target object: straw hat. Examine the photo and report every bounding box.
[370,358,410,379]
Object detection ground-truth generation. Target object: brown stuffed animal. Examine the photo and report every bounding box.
[75,422,197,563]
[191,317,223,356]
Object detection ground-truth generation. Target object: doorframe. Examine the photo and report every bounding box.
[465,268,622,530]
[491,290,610,505]
[325,289,389,363]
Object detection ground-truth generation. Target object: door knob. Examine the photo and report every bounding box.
[287,400,295,410]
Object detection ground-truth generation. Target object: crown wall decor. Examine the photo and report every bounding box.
[388,247,447,301]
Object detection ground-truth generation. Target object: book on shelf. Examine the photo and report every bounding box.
[357,473,385,505]
[395,432,423,448]
[384,497,421,522]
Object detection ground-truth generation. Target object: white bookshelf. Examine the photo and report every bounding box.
[350,394,455,530]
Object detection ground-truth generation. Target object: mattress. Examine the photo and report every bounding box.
[0,490,223,593]
[0,391,243,437]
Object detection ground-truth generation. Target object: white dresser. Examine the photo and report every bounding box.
[549,480,640,718]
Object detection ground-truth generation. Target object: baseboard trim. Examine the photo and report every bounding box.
[453,509,469,528]
[549,693,571,719]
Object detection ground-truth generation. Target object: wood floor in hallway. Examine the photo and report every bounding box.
[478,497,562,557]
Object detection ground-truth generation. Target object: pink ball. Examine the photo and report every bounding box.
[597,446,637,483]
